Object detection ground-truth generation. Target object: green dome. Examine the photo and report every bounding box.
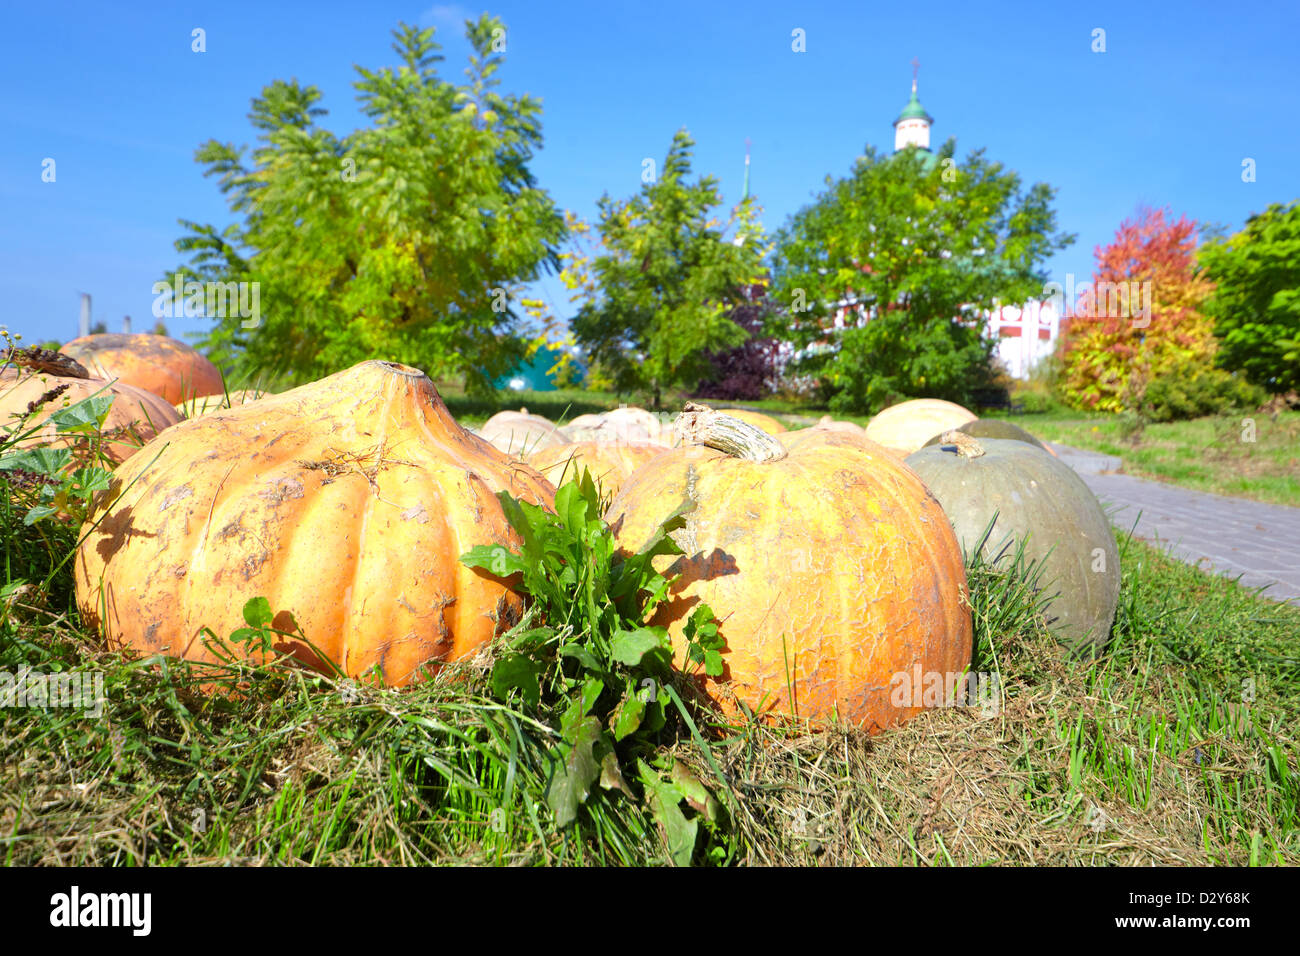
[894,90,932,125]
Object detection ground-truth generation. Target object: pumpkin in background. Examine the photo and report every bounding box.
[716,408,787,435]
[805,415,867,437]
[606,403,972,731]
[560,406,677,446]
[905,433,1119,653]
[1,356,180,464]
[921,418,1056,456]
[59,333,224,405]
[176,388,273,419]
[478,407,569,456]
[864,398,977,456]
[74,361,555,686]
[524,441,666,500]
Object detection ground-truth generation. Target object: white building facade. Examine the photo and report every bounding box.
[821,71,1060,380]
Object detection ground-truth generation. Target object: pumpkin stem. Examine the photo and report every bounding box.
[939,430,985,458]
[676,402,788,462]
[2,347,90,380]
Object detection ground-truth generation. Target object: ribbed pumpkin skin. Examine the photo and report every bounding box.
[1,368,181,463]
[60,334,224,405]
[606,428,972,730]
[865,399,977,455]
[74,361,555,686]
[716,409,787,434]
[176,388,271,419]
[524,441,666,499]
[921,418,1055,455]
[905,438,1119,653]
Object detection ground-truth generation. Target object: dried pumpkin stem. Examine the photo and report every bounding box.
[675,401,788,462]
[938,430,985,458]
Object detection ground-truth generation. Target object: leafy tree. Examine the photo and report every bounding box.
[88,321,107,335]
[567,130,768,408]
[1199,200,1300,396]
[1059,206,1216,413]
[692,282,784,402]
[771,142,1072,413]
[169,17,566,389]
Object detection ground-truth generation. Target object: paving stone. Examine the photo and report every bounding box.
[1051,445,1300,606]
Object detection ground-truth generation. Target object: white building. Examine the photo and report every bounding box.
[822,69,1059,380]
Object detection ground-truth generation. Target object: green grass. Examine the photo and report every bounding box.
[1027,411,1300,507]
[3,519,1297,865]
[4,364,1297,865]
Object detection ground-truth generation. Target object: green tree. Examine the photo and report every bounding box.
[1199,200,1300,396]
[568,130,768,408]
[771,143,1073,413]
[169,17,566,389]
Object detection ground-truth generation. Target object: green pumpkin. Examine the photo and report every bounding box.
[905,435,1119,653]
[922,418,1051,453]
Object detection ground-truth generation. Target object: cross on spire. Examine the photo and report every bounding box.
[911,57,920,93]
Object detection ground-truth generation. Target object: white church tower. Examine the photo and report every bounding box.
[893,58,933,152]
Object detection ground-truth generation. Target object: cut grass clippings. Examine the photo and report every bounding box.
[3,527,1296,866]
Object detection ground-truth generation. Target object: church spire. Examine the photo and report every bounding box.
[741,137,751,201]
[893,58,933,152]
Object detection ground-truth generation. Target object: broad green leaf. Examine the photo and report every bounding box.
[545,716,603,827]
[0,447,74,477]
[22,505,58,525]
[609,627,667,667]
[49,393,115,434]
[490,653,540,709]
[599,750,632,797]
[242,596,274,629]
[611,690,645,741]
[638,759,698,867]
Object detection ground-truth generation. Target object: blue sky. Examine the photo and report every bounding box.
[2,0,1298,348]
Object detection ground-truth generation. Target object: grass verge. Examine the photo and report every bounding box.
[3,528,1295,865]
[1028,411,1300,507]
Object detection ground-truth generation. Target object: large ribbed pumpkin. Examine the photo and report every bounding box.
[74,361,555,686]
[905,433,1119,653]
[865,399,977,456]
[606,404,971,731]
[1,364,180,464]
[60,333,224,405]
[524,441,666,499]
[921,418,1056,456]
[177,388,272,419]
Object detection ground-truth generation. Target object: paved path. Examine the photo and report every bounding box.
[1049,443,1300,606]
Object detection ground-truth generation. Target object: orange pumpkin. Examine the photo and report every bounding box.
[864,399,977,456]
[605,404,972,731]
[74,361,555,686]
[60,333,224,405]
[716,408,788,434]
[524,441,667,499]
[1,364,180,464]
